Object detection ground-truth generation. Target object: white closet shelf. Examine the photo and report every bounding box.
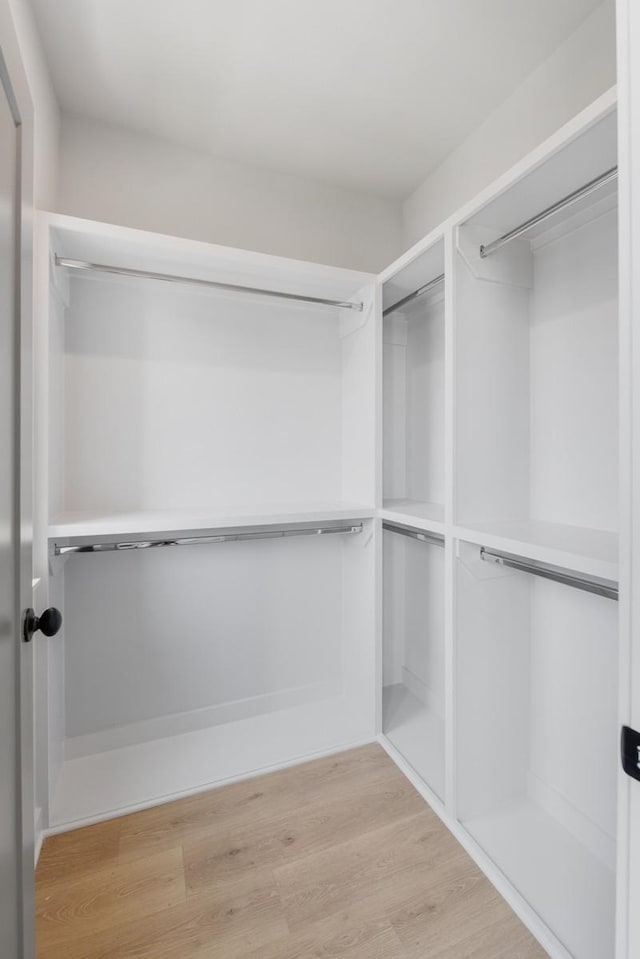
[453,519,618,582]
[49,503,374,545]
[48,696,373,831]
[380,499,446,534]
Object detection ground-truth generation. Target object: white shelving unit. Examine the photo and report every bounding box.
[382,239,446,531]
[456,540,617,959]
[376,88,620,959]
[455,107,618,569]
[34,86,625,959]
[34,214,378,829]
[49,504,375,544]
[382,522,445,800]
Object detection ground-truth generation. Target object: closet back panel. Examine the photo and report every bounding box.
[382,529,445,798]
[383,531,444,703]
[529,206,618,530]
[455,541,531,821]
[383,294,445,504]
[456,191,618,534]
[62,273,344,512]
[455,253,530,524]
[456,541,618,959]
[457,543,617,848]
[528,575,618,849]
[63,533,345,749]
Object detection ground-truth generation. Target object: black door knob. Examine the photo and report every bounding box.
[23,607,62,643]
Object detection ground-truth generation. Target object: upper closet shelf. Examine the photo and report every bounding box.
[380,500,446,535]
[47,213,373,313]
[55,256,364,312]
[453,520,618,583]
[49,504,374,549]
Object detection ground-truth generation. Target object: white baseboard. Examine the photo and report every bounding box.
[65,679,341,759]
[46,729,375,837]
[527,770,616,871]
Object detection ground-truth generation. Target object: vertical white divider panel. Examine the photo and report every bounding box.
[340,280,377,731]
[373,280,384,735]
[444,227,456,813]
[340,282,377,507]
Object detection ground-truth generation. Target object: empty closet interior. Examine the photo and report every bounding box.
[455,108,618,578]
[382,240,445,526]
[382,522,445,800]
[35,89,622,959]
[457,541,617,959]
[37,218,377,829]
[377,94,619,959]
[452,105,619,959]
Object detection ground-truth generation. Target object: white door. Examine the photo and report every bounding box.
[0,43,34,959]
[617,1,640,957]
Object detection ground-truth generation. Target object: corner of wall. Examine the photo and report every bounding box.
[8,0,61,210]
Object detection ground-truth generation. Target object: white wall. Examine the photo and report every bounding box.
[53,2,616,270]
[56,114,402,273]
[402,1,617,248]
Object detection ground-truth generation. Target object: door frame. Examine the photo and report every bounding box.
[0,4,36,957]
[617,1,640,957]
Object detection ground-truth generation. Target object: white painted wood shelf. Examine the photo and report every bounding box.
[453,520,618,583]
[380,499,446,534]
[49,503,375,546]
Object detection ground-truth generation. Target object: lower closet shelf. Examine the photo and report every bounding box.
[465,800,615,959]
[49,698,372,830]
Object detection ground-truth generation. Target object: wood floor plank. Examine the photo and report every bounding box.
[37,817,122,885]
[420,912,549,959]
[37,872,288,959]
[37,848,186,952]
[183,766,425,891]
[37,745,548,959]
[228,914,407,959]
[387,852,524,957]
[273,809,465,931]
[118,743,397,864]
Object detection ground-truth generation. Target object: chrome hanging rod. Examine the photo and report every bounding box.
[382,521,444,548]
[383,273,445,317]
[55,523,363,556]
[479,166,618,259]
[55,256,364,312]
[480,547,618,601]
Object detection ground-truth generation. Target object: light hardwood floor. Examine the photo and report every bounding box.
[36,744,548,958]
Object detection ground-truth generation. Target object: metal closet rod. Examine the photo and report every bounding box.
[480,547,618,601]
[55,256,364,312]
[382,522,444,548]
[479,165,618,259]
[55,523,363,556]
[383,272,445,318]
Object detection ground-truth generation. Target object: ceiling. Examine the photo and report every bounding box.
[31,0,603,199]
